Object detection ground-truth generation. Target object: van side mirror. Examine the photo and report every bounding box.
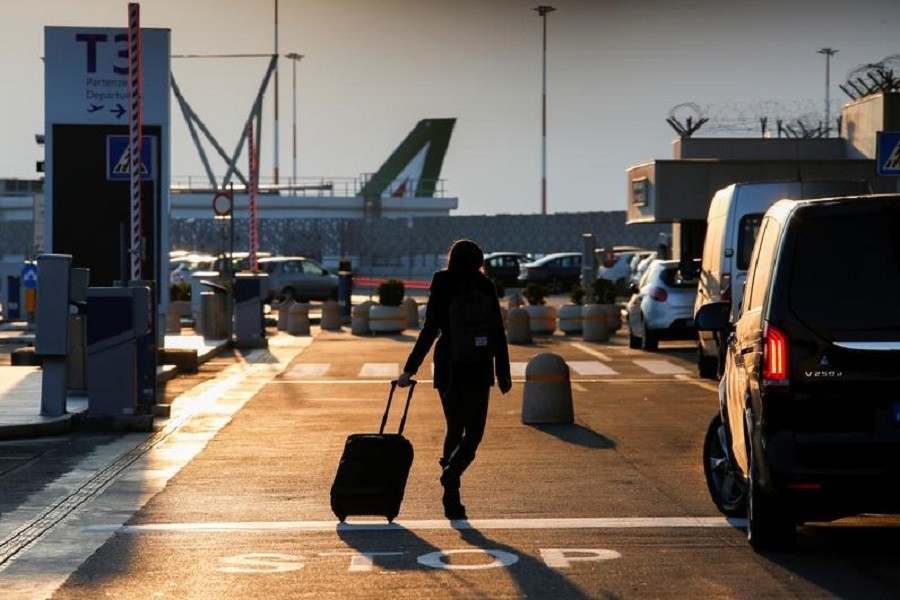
[694,301,731,331]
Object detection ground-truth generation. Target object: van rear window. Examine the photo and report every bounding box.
[789,206,900,331]
[737,213,763,270]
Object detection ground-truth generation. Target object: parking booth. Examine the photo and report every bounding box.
[233,272,268,348]
[85,286,153,419]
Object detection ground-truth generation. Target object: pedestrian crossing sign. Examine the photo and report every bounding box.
[106,135,155,181]
[876,131,900,176]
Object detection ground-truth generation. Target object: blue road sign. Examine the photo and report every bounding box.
[21,263,38,289]
[106,135,155,181]
[876,131,900,176]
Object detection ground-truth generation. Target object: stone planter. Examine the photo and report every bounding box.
[557,303,583,334]
[170,300,192,318]
[351,300,375,335]
[403,297,420,329]
[525,304,557,335]
[369,304,406,334]
[506,307,532,344]
[602,303,622,333]
[582,303,609,342]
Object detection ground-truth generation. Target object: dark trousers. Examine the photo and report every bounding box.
[439,384,490,476]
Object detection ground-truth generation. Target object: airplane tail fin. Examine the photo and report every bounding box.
[358,118,456,198]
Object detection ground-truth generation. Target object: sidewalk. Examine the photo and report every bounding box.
[0,324,230,440]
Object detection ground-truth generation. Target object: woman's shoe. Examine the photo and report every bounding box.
[442,488,467,520]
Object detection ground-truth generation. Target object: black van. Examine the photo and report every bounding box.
[696,194,900,551]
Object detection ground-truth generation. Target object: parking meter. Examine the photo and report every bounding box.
[35,254,72,417]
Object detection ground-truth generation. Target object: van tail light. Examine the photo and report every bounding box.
[647,286,668,302]
[762,321,790,392]
[720,274,732,303]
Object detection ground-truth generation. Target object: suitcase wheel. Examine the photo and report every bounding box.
[387,513,397,523]
[336,514,347,523]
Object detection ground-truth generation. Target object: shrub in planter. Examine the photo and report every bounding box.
[522,282,547,306]
[569,283,586,306]
[588,278,616,305]
[377,278,405,306]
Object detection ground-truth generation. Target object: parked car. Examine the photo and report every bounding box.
[258,256,339,302]
[483,251,532,287]
[596,246,653,297]
[696,193,900,551]
[169,252,216,284]
[625,259,699,351]
[693,180,869,380]
[629,251,658,286]
[517,252,582,294]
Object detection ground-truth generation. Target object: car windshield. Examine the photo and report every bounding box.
[789,204,900,331]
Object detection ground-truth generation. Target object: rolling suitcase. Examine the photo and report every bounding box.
[330,379,416,523]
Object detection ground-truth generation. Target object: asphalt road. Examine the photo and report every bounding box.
[1,328,900,599]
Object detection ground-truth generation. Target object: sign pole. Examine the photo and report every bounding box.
[127,2,143,281]
[247,123,259,273]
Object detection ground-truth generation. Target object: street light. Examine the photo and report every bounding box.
[534,5,555,215]
[818,47,838,136]
[285,52,304,195]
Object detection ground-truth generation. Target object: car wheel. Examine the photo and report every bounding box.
[698,345,718,379]
[628,327,641,349]
[747,429,796,552]
[640,318,658,351]
[703,413,747,517]
[282,287,297,302]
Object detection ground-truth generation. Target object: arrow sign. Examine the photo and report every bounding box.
[111,103,126,119]
[21,264,37,289]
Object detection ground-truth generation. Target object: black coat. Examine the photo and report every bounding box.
[403,269,511,391]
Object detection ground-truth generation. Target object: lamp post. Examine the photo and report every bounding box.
[534,5,555,215]
[285,53,304,196]
[273,0,280,184]
[818,47,838,136]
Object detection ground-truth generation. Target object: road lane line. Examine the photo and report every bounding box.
[567,361,618,376]
[85,516,746,534]
[358,363,400,377]
[633,359,690,375]
[570,343,611,362]
[287,364,330,377]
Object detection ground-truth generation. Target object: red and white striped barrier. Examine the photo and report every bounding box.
[127,2,142,280]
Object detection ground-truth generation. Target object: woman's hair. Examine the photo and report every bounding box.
[445,238,485,273]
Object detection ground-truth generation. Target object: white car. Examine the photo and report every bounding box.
[626,259,699,351]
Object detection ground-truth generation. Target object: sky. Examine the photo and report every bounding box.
[1,0,898,215]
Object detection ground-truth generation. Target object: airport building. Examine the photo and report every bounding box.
[626,92,900,260]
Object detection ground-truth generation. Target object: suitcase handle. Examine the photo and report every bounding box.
[381,379,416,435]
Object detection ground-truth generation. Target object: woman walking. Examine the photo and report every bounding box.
[397,238,512,520]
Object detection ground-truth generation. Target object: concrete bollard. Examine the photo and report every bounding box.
[521,352,574,424]
[287,302,310,336]
[275,299,293,331]
[320,299,342,331]
[582,303,609,342]
[351,301,374,335]
[506,306,532,345]
[403,297,420,329]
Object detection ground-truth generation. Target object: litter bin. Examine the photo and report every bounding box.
[85,286,152,418]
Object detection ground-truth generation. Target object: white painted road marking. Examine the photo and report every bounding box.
[570,343,612,362]
[633,359,690,375]
[567,361,618,376]
[288,364,330,377]
[85,516,746,534]
[358,363,400,377]
[510,362,528,376]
